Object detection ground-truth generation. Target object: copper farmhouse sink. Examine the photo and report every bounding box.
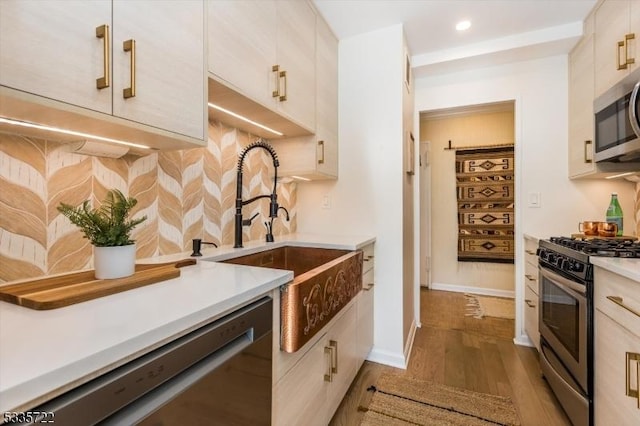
[222,246,363,352]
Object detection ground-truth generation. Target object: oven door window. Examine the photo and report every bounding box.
[541,277,580,360]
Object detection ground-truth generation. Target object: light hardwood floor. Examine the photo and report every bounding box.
[329,289,571,426]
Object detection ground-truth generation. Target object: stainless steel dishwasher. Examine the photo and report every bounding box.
[19,296,272,426]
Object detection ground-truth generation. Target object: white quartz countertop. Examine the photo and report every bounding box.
[0,233,375,414]
[590,257,640,282]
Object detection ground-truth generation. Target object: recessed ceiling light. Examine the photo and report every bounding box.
[456,20,471,31]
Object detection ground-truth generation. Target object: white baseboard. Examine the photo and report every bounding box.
[514,333,534,347]
[403,319,418,366]
[366,347,407,369]
[430,282,515,299]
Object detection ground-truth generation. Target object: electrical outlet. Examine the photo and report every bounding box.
[322,195,331,209]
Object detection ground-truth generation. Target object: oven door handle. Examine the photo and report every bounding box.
[539,267,587,296]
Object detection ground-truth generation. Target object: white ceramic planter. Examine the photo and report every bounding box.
[93,244,136,279]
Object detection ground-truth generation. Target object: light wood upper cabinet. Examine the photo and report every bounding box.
[207,0,316,134]
[569,14,597,178]
[271,13,338,179]
[594,0,639,98]
[0,0,206,149]
[0,1,112,114]
[208,1,277,108]
[111,1,206,140]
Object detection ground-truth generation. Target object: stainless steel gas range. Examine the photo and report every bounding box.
[537,237,640,426]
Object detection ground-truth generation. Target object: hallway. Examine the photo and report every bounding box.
[330,289,570,425]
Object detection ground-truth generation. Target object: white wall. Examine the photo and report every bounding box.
[297,24,412,368]
[414,55,636,344]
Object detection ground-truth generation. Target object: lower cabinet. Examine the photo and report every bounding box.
[594,267,640,425]
[357,268,375,366]
[272,301,357,426]
[524,284,539,351]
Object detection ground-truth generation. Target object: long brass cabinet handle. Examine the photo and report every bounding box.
[525,250,536,255]
[123,39,136,98]
[279,70,287,101]
[626,352,639,408]
[584,140,593,164]
[626,33,636,66]
[96,25,110,89]
[525,274,536,282]
[318,140,325,164]
[272,65,280,98]
[607,296,640,318]
[525,299,536,308]
[323,345,334,382]
[329,340,338,374]
[364,283,374,291]
[618,40,628,70]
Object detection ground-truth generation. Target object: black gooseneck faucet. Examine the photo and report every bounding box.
[234,139,280,248]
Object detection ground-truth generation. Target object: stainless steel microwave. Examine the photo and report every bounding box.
[594,67,640,163]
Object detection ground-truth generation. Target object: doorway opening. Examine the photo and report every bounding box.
[418,100,516,298]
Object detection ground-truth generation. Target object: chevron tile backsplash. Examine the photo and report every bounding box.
[0,121,296,283]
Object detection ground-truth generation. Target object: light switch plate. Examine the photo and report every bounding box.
[528,192,541,208]
[322,195,331,209]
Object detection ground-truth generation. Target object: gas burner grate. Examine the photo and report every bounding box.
[549,237,640,258]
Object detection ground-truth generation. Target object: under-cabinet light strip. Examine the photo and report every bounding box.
[207,103,284,136]
[605,172,636,179]
[0,117,150,150]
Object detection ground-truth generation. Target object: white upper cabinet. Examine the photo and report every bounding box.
[594,0,640,98]
[207,0,316,136]
[0,0,206,149]
[0,1,113,114]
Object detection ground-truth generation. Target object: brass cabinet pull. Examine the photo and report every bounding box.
[525,274,536,282]
[96,25,110,89]
[525,250,536,255]
[584,140,593,163]
[363,283,374,291]
[123,39,136,98]
[626,33,636,66]
[607,296,640,318]
[525,299,536,308]
[618,40,628,70]
[279,70,287,101]
[323,345,334,382]
[318,140,325,164]
[329,340,338,374]
[626,352,640,408]
[272,65,280,98]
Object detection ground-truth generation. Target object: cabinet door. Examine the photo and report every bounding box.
[594,0,633,97]
[524,284,540,352]
[112,0,205,139]
[276,0,316,130]
[315,15,339,177]
[272,333,328,426]
[595,311,640,425]
[569,25,597,178]
[208,0,277,108]
[325,304,358,421]
[357,275,375,367]
[0,0,112,114]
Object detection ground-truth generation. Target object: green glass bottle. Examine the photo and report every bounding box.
[605,193,623,237]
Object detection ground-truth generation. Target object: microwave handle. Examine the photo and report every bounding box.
[629,81,640,137]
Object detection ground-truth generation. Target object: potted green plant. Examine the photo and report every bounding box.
[57,189,147,279]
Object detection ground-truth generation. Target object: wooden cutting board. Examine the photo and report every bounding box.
[0,259,196,310]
